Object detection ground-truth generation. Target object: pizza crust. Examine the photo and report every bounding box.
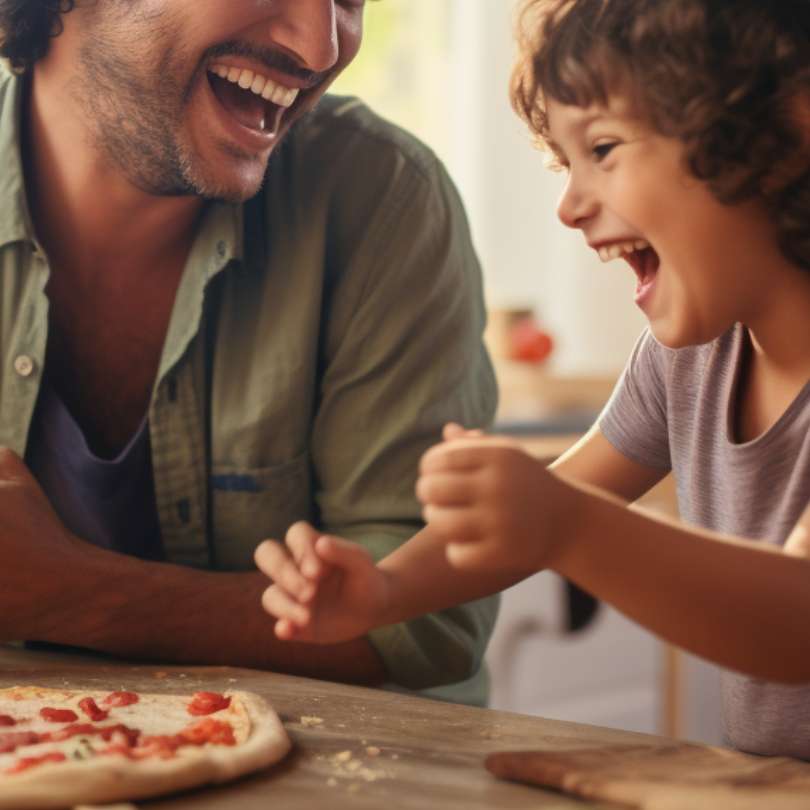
[0,688,291,809]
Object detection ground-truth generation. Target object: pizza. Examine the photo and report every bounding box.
[0,685,291,809]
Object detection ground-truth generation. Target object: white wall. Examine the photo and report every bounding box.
[443,0,646,376]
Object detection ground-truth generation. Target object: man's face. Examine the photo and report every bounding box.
[59,0,365,201]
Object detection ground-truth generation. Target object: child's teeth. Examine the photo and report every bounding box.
[597,239,651,262]
[209,63,300,109]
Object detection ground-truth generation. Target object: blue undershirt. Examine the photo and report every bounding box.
[26,379,164,561]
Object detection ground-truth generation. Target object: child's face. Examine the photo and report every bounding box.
[546,95,783,348]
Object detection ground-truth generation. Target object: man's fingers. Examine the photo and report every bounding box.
[0,447,29,481]
[254,540,315,601]
[415,473,474,507]
[314,535,373,572]
[285,521,324,579]
[261,584,311,628]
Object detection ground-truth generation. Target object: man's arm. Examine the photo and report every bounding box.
[0,448,385,683]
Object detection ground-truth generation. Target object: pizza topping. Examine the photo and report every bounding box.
[187,691,231,716]
[0,731,40,754]
[78,696,109,722]
[179,717,237,746]
[132,717,236,760]
[0,715,15,727]
[102,691,140,707]
[69,737,97,760]
[4,751,66,774]
[40,707,79,723]
[45,722,141,746]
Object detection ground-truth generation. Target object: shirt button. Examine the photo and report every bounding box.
[13,355,34,377]
[216,241,227,258]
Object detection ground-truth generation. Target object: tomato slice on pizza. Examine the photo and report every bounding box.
[0,685,290,808]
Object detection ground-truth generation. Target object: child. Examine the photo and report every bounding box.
[255,0,810,758]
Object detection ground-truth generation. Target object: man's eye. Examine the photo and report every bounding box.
[592,142,618,161]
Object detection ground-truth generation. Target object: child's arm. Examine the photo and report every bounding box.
[254,519,528,644]
[420,433,810,683]
[254,425,663,644]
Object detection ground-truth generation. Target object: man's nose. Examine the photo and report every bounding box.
[267,0,339,74]
[556,172,598,230]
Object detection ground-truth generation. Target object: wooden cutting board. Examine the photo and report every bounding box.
[486,742,810,809]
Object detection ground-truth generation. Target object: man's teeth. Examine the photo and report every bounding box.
[598,240,650,263]
[209,63,300,108]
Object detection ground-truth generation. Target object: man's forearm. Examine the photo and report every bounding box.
[40,546,387,684]
[557,480,810,682]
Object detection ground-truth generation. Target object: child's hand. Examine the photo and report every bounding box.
[442,422,485,441]
[254,521,391,644]
[417,437,571,574]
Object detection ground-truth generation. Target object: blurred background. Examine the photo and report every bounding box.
[335,0,723,746]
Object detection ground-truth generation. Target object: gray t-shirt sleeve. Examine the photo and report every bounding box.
[598,329,672,471]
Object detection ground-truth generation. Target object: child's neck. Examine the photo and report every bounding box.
[734,326,810,444]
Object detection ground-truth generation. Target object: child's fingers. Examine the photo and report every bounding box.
[285,521,325,579]
[254,539,315,601]
[274,617,301,641]
[261,583,311,628]
[420,443,482,475]
[446,540,489,570]
[314,535,374,573]
[415,472,475,507]
[421,504,481,543]
[442,423,485,441]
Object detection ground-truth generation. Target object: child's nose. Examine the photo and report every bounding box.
[556,173,598,230]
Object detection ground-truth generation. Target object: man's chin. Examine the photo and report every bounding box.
[187,159,270,203]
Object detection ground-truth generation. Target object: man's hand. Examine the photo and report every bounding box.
[416,435,574,575]
[0,448,89,641]
[254,522,393,644]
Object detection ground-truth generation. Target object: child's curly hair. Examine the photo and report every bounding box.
[511,0,810,272]
[0,0,75,73]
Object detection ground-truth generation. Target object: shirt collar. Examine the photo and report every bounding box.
[0,69,37,249]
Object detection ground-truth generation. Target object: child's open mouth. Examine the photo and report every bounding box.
[206,64,300,137]
[596,240,660,308]
[625,245,660,303]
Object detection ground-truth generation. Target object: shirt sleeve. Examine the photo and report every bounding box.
[309,110,499,696]
[598,328,672,471]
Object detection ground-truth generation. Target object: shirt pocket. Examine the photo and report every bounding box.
[210,452,313,570]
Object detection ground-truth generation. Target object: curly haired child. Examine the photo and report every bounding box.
[256,0,810,758]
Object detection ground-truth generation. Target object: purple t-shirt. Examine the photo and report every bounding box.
[26,380,164,561]
[600,324,810,759]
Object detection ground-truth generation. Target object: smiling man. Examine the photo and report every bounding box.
[0,0,498,702]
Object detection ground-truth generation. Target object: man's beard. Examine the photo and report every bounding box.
[75,35,260,202]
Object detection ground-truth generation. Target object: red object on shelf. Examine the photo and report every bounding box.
[508,319,554,364]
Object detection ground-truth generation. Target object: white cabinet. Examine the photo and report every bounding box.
[486,571,662,734]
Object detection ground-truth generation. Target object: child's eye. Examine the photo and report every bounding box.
[592,142,618,162]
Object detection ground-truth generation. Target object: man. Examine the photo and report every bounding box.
[0,0,498,703]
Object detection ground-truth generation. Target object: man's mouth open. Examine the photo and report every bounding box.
[597,239,660,307]
[206,63,301,138]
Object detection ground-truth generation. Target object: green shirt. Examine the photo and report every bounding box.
[0,70,499,703]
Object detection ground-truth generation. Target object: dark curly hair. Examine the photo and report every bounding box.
[511,0,810,272]
[0,0,75,72]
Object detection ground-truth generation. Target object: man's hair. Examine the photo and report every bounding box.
[511,0,810,272]
[0,0,75,72]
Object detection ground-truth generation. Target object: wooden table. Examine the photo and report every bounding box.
[0,645,674,809]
